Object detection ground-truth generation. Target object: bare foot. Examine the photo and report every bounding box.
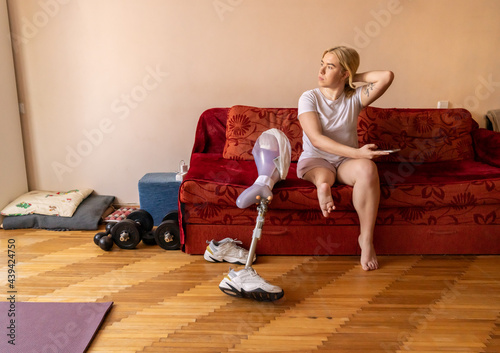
[358,235,378,271]
[317,183,335,218]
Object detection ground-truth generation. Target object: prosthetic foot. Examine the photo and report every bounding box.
[219,129,290,301]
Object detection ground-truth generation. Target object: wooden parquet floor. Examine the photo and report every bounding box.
[1,227,499,352]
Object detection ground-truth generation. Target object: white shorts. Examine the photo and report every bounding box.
[296,157,350,179]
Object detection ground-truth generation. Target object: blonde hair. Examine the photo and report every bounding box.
[322,46,360,98]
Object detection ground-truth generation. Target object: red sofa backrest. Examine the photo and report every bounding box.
[358,107,478,162]
[192,106,478,163]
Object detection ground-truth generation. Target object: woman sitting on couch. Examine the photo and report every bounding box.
[297,46,394,271]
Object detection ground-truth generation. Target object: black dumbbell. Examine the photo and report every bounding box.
[127,209,154,235]
[126,209,155,246]
[154,211,181,250]
[126,209,156,246]
[95,209,179,250]
[99,234,114,251]
[141,230,157,246]
[110,219,140,249]
[94,223,115,251]
[107,209,152,249]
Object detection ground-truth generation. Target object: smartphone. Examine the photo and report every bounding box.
[379,149,401,153]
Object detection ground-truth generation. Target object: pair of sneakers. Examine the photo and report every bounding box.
[204,238,284,301]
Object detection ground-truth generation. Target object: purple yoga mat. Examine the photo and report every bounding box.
[1,301,113,353]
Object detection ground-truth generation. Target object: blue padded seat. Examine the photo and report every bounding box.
[138,173,181,226]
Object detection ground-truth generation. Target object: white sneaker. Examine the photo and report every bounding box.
[219,267,284,301]
[204,238,256,265]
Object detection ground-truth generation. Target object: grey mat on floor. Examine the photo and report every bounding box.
[0,301,113,353]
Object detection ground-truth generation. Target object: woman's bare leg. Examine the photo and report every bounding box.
[303,167,336,218]
[337,159,380,271]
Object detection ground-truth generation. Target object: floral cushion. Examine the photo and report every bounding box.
[222,105,303,161]
[1,189,93,217]
[358,107,478,162]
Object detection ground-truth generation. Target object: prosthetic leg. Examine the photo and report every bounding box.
[219,129,291,301]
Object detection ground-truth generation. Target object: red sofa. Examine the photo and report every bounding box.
[179,105,500,255]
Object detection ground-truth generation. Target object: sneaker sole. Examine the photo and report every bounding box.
[219,281,284,302]
[203,252,223,263]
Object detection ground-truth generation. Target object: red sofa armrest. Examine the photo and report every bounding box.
[472,128,500,168]
[191,108,229,154]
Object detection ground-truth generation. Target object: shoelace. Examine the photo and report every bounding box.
[210,239,248,256]
[229,240,249,256]
[206,238,244,245]
[228,246,248,257]
[241,267,266,281]
[229,267,273,286]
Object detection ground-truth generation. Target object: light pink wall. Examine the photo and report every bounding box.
[8,0,500,203]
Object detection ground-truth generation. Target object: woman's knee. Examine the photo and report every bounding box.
[358,160,379,183]
[341,159,379,184]
[304,167,336,187]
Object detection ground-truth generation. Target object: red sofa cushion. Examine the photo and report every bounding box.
[181,161,500,230]
[222,105,303,161]
[181,153,500,211]
[358,107,478,162]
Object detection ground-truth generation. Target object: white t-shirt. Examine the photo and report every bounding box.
[298,87,364,165]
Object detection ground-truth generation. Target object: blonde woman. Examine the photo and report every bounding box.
[297,46,394,271]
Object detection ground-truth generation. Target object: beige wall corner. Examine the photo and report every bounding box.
[0,0,28,210]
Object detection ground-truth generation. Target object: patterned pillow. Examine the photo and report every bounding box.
[1,189,93,217]
[104,206,139,222]
[358,107,478,162]
[222,105,303,161]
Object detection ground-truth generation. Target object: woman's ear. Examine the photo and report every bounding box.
[342,70,350,82]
